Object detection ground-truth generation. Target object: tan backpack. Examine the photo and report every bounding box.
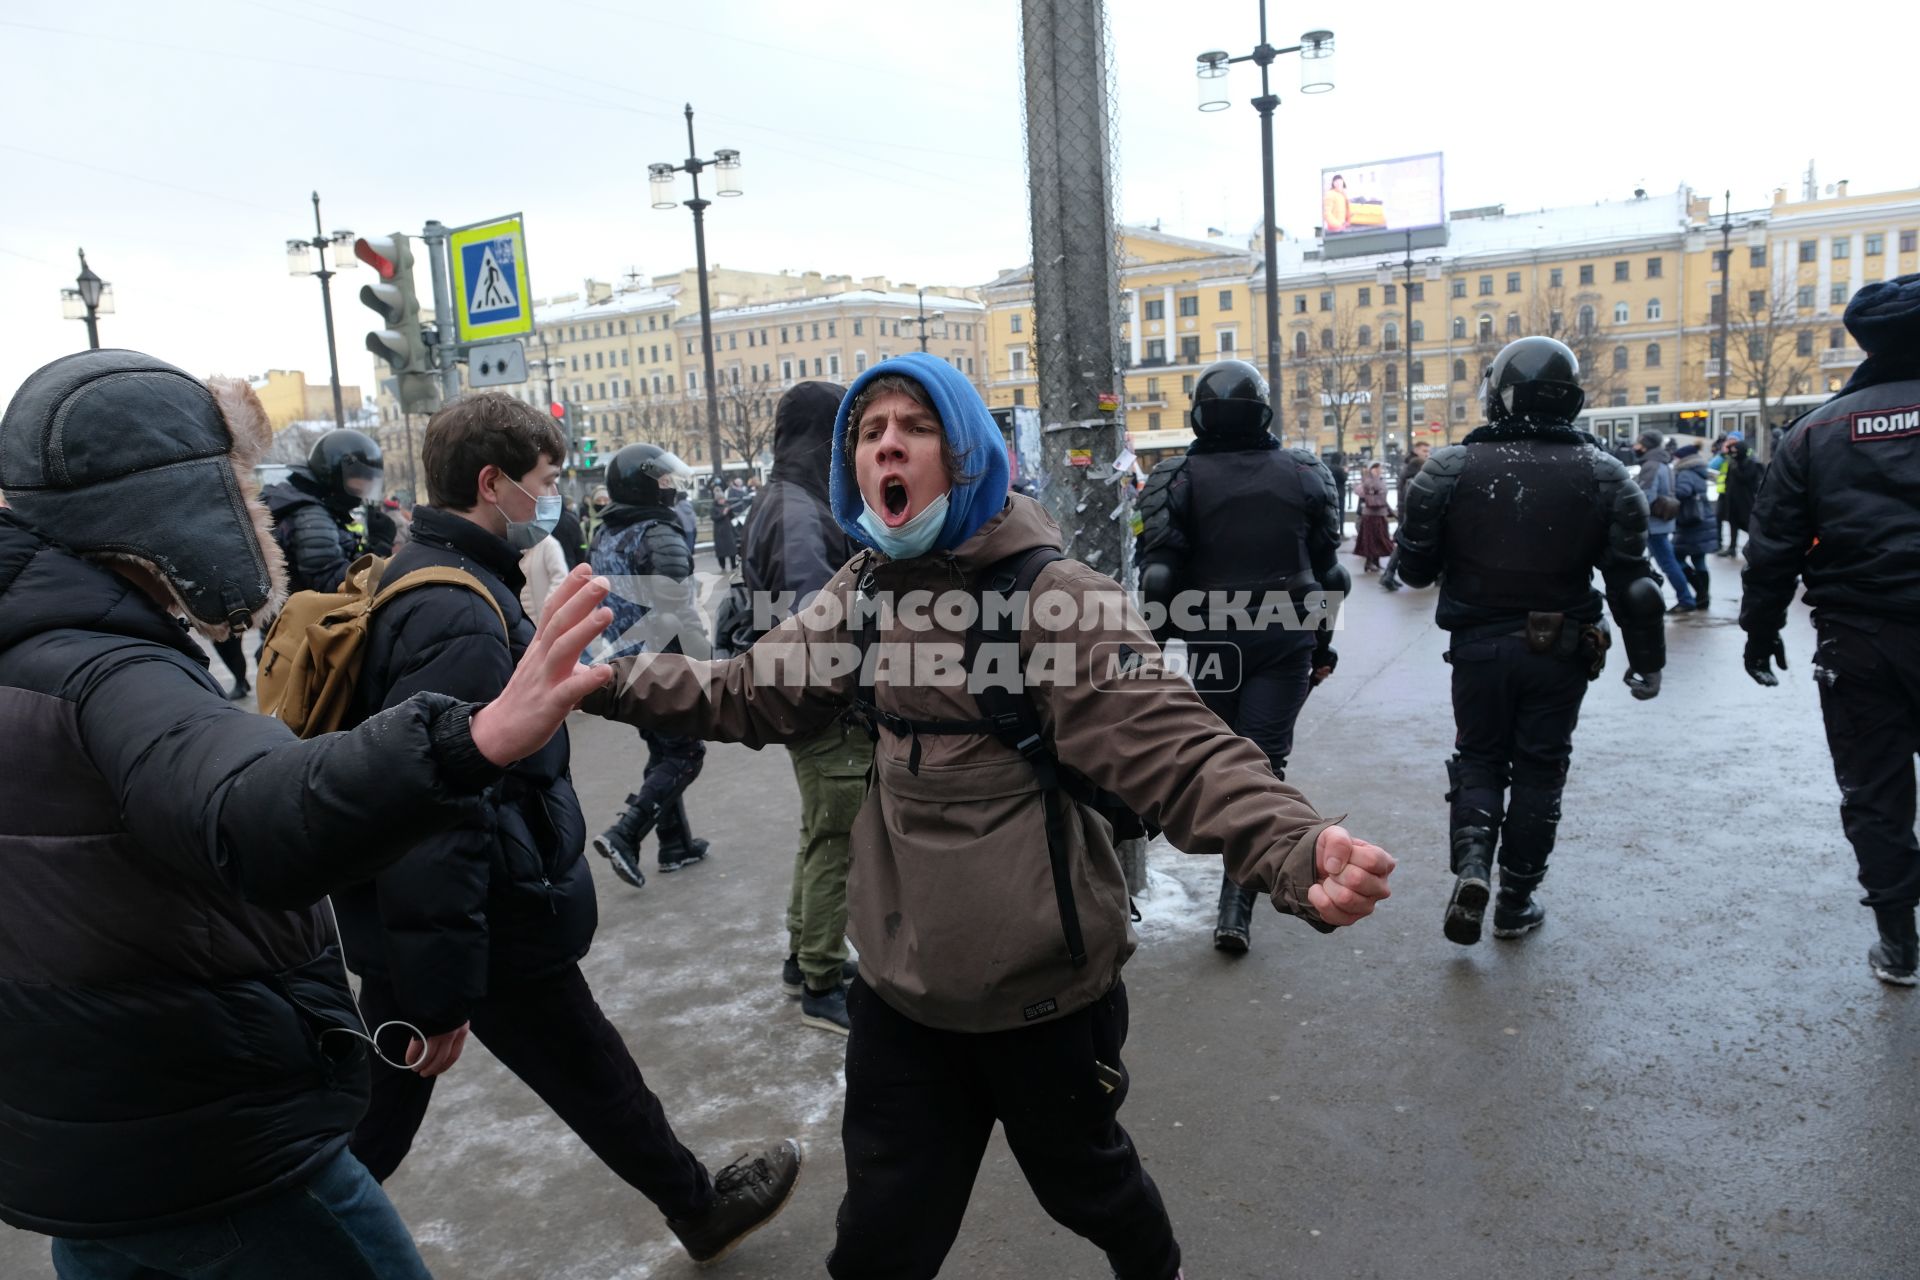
[258,553,508,737]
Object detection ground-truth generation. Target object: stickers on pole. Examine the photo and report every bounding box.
[1067,449,1094,468]
[449,214,533,344]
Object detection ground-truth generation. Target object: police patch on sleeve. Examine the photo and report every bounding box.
[1850,405,1920,442]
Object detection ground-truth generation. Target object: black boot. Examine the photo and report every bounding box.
[1443,827,1495,946]
[592,794,658,889]
[1685,565,1710,609]
[1213,873,1257,954]
[1491,867,1547,938]
[1869,905,1918,986]
[655,796,710,873]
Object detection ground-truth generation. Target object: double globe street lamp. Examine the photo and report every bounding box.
[650,105,742,485]
[1195,10,1335,398]
[60,249,114,350]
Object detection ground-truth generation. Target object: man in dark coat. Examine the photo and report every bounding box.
[1718,435,1763,558]
[1378,440,1430,591]
[741,380,870,1032]
[1742,273,1920,986]
[0,350,609,1276]
[341,393,799,1263]
[262,428,383,595]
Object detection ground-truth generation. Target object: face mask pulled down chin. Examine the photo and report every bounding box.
[504,478,564,551]
[858,489,950,560]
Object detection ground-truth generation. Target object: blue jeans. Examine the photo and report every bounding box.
[50,1147,429,1280]
[1647,532,1695,607]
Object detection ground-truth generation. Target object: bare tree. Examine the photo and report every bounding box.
[1455,285,1626,414]
[1719,277,1820,462]
[619,386,691,461]
[1293,304,1379,462]
[715,379,781,473]
[262,422,329,468]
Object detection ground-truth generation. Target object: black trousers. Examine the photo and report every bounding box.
[348,963,713,1220]
[212,633,249,687]
[635,727,705,809]
[826,980,1179,1280]
[1193,629,1315,780]
[1447,634,1591,884]
[1815,615,1920,911]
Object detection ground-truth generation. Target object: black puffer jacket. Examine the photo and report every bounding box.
[263,468,358,593]
[743,381,852,620]
[1742,375,1920,630]
[0,510,499,1238]
[338,506,595,1034]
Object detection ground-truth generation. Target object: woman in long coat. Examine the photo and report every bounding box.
[1353,461,1395,571]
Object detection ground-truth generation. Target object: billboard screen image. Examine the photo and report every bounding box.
[1321,152,1445,239]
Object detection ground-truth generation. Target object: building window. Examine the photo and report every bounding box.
[1451,316,1466,339]
[1478,275,1493,296]
[1357,287,1371,307]
[1451,278,1466,299]
[1010,314,1023,333]
[1410,358,1426,383]
[1796,331,1814,356]
[1475,314,1494,343]
[855,351,868,373]
[1452,359,1467,382]
[1795,285,1813,309]
[1454,402,1467,422]
[1646,343,1662,367]
[1506,271,1522,293]
[1146,339,1165,362]
[1578,305,1595,335]
[1182,375,1195,395]
[1902,231,1918,253]
[1550,267,1564,288]
[1218,290,1234,310]
[1646,257,1664,279]
[1320,328,1334,351]
[1358,324,1373,348]
[1319,290,1333,312]
[1179,336,1200,362]
[1647,298,1663,321]
[1010,348,1027,374]
[1614,261,1630,282]
[1832,237,1851,260]
[1143,299,1165,321]
[1358,364,1373,388]
[1579,264,1595,286]
[829,354,841,376]
[1294,294,1308,314]
[811,324,821,340]
[1218,331,1236,355]
[1830,326,1846,350]
[1610,390,1629,407]
[1147,411,1161,430]
[853,320,863,336]
[1384,284,1397,305]
[1178,296,1199,317]
[1749,245,1767,268]
[1409,283,1425,302]
[1410,319,1424,341]
[1831,283,1848,305]
[1294,332,1308,357]
[1293,378,1308,401]
[781,360,792,380]
[1146,376,1160,396]
[1865,234,1883,256]
[1384,322,1399,350]
[1506,312,1520,336]
[1799,240,1818,263]
[1385,364,1398,393]
[1612,346,1628,372]
[1614,302,1630,324]
[1645,387,1661,405]
[1012,389,1025,405]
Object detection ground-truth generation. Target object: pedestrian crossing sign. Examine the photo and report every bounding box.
[449,214,533,344]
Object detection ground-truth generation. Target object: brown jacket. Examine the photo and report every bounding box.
[586,495,1335,1032]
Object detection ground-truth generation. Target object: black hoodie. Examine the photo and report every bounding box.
[742,381,851,612]
[0,510,499,1238]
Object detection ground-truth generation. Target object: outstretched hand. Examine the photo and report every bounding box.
[1309,825,1396,926]
[470,566,615,766]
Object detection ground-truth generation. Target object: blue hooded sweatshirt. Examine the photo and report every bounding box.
[828,352,1010,556]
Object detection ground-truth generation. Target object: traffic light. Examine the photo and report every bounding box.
[578,434,599,468]
[355,234,440,415]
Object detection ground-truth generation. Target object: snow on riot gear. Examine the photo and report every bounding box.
[1188,359,1273,438]
[1482,336,1585,428]
[604,442,693,511]
[306,428,384,515]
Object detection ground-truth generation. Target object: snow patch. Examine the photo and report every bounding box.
[1130,836,1228,944]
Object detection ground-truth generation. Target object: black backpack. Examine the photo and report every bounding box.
[847,546,1160,969]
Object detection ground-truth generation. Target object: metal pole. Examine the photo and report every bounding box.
[1717,190,1732,403]
[685,105,725,486]
[83,306,100,350]
[1404,232,1414,453]
[422,220,462,405]
[312,193,346,430]
[917,289,931,353]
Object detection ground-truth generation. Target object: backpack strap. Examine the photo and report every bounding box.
[368,566,511,642]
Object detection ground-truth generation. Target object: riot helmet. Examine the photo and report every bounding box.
[307,428,383,511]
[1481,337,1585,427]
[605,442,694,509]
[1188,360,1273,438]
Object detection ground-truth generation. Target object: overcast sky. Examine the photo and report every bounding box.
[2,0,1910,404]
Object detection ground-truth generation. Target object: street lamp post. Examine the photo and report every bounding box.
[910,287,946,353]
[284,191,356,430]
[60,249,115,349]
[1196,10,1335,399]
[1715,188,1733,403]
[650,105,742,485]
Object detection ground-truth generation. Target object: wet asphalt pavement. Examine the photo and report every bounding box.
[6,549,1915,1279]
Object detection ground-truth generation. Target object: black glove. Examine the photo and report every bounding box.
[1623,669,1661,701]
[1744,632,1788,688]
[1311,639,1339,687]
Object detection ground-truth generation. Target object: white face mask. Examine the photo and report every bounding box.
[857,489,950,560]
[503,477,562,551]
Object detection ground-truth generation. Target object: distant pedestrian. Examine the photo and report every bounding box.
[1718,434,1763,558]
[1353,461,1395,571]
[1633,430,1696,612]
[1327,453,1350,534]
[1672,443,1717,608]
[1379,440,1430,591]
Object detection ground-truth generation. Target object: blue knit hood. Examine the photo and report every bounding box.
[829,352,1010,556]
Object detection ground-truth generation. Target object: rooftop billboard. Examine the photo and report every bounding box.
[1319,152,1446,258]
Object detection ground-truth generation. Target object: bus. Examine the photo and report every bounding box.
[1577,395,1827,454]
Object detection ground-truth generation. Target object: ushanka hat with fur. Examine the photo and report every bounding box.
[0,349,287,637]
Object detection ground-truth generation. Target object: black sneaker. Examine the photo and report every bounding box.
[667,1140,803,1265]
[1492,893,1546,939]
[226,681,251,702]
[593,827,647,890]
[1869,940,1918,986]
[658,838,710,874]
[1443,869,1491,946]
[783,955,858,998]
[800,984,851,1035]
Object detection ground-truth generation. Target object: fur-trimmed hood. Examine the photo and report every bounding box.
[0,350,287,638]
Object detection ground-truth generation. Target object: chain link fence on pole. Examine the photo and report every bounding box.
[1020,0,1147,893]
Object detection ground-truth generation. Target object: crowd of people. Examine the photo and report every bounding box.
[0,268,1914,1278]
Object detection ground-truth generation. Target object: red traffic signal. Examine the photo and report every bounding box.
[550,402,566,420]
[354,236,398,281]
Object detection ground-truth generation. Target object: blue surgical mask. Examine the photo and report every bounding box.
[505,478,563,551]
[857,489,950,560]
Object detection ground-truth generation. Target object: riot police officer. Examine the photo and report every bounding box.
[1136,360,1348,953]
[1395,336,1666,945]
[589,443,713,889]
[1742,274,1920,986]
[261,428,384,594]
